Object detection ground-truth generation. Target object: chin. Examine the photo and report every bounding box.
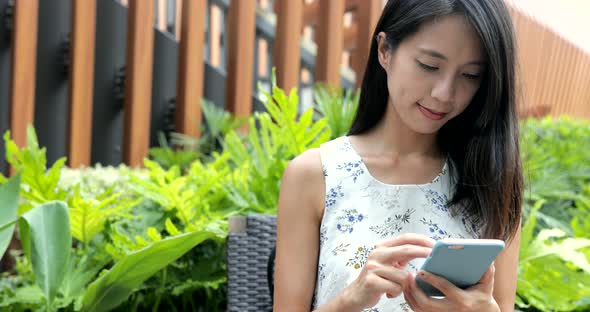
[406,119,446,135]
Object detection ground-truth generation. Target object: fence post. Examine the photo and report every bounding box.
[273,0,303,92]
[226,0,256,120]
[316,0,345,86]
[123,0,155,167]
[68,0,97,168]
[9,0,38,154]
[175,0,205,138]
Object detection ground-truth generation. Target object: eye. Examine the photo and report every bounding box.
[416,60,438,72]
[463,73,481,80]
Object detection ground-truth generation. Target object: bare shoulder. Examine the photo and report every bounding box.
[280,148,325,218]
[284,148,323,181]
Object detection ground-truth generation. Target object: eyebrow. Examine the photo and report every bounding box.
[418,47,485,66]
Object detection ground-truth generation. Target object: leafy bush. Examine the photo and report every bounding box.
[517,117,590,311]
[0,76,333,311]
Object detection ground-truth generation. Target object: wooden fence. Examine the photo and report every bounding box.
[1,0,588,172]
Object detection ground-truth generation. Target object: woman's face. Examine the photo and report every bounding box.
[377,14,485,134]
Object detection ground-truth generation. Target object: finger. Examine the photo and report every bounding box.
[373,245,432,264]
[374,267,411,290]
[377,233,436,248]
[410,274,450,311]
[403,286,420,311]
[417,270,464,302]
[479,262,495,284]
[471,262,495,292]
[366,274,404,299]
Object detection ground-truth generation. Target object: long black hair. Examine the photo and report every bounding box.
[349,0,523,241]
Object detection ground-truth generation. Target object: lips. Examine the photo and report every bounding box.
[417,103,447,121]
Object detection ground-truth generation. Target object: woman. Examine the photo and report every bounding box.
[274,0,523,311]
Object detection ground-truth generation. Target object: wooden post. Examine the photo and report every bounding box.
[316,0,345,85]
[9,0,38,152]
[226,0,256,119]
[123,0,155,167]
[176,0,205,138]
[68,0,97,168]
[273,0,303,92]
[351,0,380,87]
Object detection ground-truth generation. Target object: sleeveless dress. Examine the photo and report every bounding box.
[313,136,481,311]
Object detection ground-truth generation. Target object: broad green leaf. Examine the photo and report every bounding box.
[20,201,71,305]
[0,173,21,257]
[81,228,225,312]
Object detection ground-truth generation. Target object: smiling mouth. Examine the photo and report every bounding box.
[417,103,447,121]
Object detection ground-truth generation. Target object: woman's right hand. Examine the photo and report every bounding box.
[338,234,435,310]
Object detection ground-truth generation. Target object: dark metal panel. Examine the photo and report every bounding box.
[150,29,178,146]
[91,0,127,166]
[203,61,226,111]
[0,0,11,173]
[34,0,71,166]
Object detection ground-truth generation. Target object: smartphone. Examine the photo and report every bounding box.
[416,239,505,297]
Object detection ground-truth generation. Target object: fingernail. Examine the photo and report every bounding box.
[419,271,426,277]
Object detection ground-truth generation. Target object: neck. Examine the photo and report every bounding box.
[365,98,441,158]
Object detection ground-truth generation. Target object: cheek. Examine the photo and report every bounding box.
[455,84,480,112]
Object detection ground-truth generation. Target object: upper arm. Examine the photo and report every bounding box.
[493,223,521,312]
[273,148,325,312]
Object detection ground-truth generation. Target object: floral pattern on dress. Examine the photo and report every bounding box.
[370,208,415,238]
[319,226,328,249]
[318,263,327,288]
[363,181,402,209]
[424,189,449,212]
[339,140,354,152]
[325,184,344,209]
[336,160,364,182]
[419,217,453,240]
[346,245,375,270]
[331,242,351,256]
[336,209,366,234]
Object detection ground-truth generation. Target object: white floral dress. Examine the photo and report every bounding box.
[313,136,480,311]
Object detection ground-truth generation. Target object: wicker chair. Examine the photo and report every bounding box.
[227,214,277,311]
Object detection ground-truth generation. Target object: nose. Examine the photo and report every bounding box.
[431,76,456,104]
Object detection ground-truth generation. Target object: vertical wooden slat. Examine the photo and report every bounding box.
[316,0,344,85]
[123,0,155,167]
[351,0,380,87]
[226,0,256,119]
[9,0,38,152]
[68,0,97,168]
[176,0,205,138]
[273,0,303,91]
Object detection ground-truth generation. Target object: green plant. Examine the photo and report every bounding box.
[0,173,72,310]
[516,201,590,311]
[313,83,360,139]
[2,127,67,214]
[517,117,590,311]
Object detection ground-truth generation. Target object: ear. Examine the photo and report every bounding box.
[376,32,391,71]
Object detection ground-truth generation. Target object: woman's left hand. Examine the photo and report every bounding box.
[402,264,501,312]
